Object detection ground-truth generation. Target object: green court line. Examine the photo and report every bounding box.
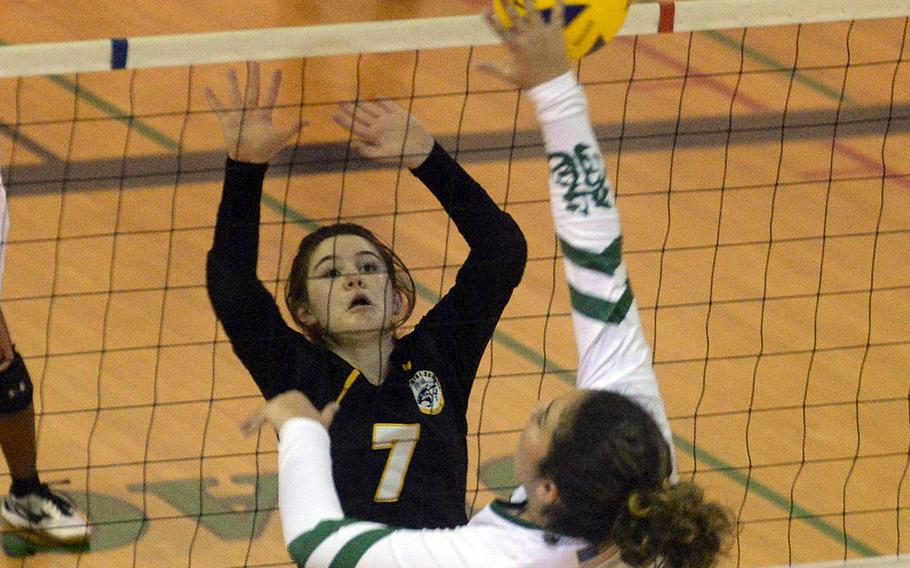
[46,75,182,151]
[14,44,880,558]
[673,435,881,558]
[703,28,882,558]
[705,30,857,106]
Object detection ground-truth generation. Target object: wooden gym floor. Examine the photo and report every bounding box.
[0,1,908,566]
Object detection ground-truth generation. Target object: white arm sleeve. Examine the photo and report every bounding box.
[279,419,544,568]
[277,418,346,544]
[528,73,676,477]
[0,167,9,293]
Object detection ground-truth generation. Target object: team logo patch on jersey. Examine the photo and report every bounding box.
[408,370,444,415]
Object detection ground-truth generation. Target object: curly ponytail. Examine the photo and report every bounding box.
[611,482,732,568]
[536,391,733,567]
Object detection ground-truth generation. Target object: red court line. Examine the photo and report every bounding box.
[626,35,909,189]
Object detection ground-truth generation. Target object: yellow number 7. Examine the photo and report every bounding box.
[372,423,421,503]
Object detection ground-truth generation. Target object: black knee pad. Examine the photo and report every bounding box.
[0,352,33,415]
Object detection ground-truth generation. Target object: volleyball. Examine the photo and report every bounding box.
[492,0,630,59]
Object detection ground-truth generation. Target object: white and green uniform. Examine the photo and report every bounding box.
[277,72,674,568]
[533,73,675,464]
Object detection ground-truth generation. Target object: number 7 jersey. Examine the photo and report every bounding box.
[207,143,527,529]
[276,72,676,568]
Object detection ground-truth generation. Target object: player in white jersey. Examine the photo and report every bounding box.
[246,2,733,567]
[0,166,91,544]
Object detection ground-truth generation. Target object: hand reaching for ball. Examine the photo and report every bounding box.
[477,0,572,90]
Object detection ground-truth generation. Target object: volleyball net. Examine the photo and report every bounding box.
[0,1,908,566]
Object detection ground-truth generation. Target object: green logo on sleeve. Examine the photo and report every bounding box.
[548,143,611,215]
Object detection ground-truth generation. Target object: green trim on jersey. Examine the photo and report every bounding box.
[489,500,544,531]
[568,283,634,325]
[287,518,360,566]
[328,527,396,568]
[559,236,622,276]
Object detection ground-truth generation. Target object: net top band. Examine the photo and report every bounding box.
[1,0,909,78]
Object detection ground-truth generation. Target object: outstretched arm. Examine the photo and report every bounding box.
[333,98,528,402]
[332,99,434,169]
[205,64,312,400]
[480,1,676,470]
[206,62,304,280]
[250,392,557,568]
[205,62,302,164]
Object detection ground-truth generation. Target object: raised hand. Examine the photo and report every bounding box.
[242,390,339,435]
[333,100,434,170]
[476,0,571,89]
[205,61,304,164]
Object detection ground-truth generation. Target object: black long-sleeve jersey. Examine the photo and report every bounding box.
[206,143,527,529]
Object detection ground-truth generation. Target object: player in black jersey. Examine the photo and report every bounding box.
[205,63,527,529]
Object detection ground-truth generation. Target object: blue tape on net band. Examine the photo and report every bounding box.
[111,38,129,69]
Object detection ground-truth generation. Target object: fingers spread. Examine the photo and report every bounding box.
[377,98,401,114]
[227,68,243,110]
[551,0,566,28]
[355,100,385,118]
[244,61,261,108]
[205,88,225,115]
[474,61,514,84]
[332,110,354,131]
[263,69,283,111]
[336,102,375,128]
[525,0,545,25]
[484,8,509,39]
[332,112,374,140]
[502,0,525,30]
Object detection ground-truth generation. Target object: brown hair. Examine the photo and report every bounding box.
[538,391,733,568]
[284,223,416,343]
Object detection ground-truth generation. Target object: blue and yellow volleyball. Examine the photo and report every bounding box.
[493,0,630,59]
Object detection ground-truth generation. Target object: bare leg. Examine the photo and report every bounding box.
[0,403,38,483]
[0,400,91,544]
